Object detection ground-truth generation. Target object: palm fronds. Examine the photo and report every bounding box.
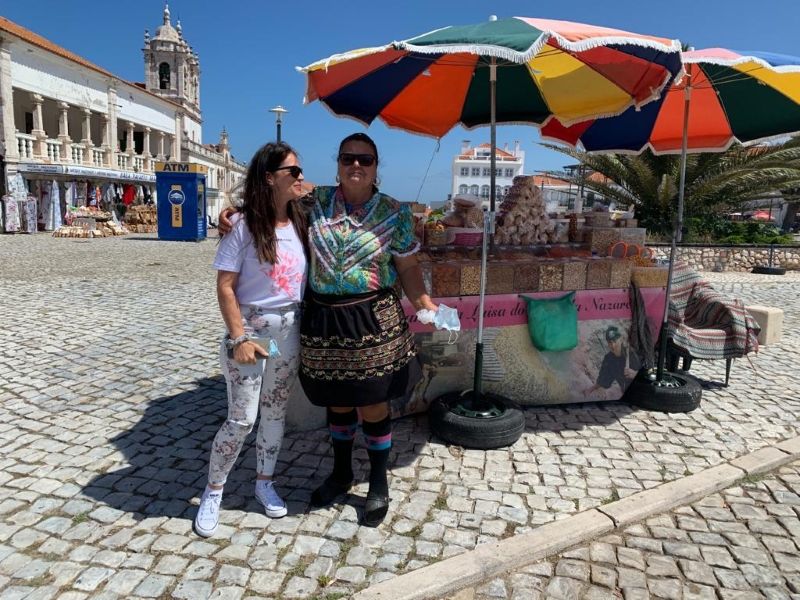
[543,136,800,237]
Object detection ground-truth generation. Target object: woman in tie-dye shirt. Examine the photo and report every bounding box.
[299,133,437,527]
[305,184,419,294]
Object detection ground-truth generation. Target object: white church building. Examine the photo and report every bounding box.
[0,6,246,218]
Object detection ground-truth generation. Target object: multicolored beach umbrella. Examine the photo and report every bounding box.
[298,17,684,138]
[541,48,800,153]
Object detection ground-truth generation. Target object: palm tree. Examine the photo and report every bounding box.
[544,136,800,239]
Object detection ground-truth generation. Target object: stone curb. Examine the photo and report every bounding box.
[729,446,793,476]
[354,510,615,600]
[595,463,744,528]
[353,435,800,600]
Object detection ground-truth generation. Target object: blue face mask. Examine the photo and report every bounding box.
[434,304,461,344]
[268,339,281,358]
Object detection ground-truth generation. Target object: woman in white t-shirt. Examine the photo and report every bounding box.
[195,142,308,538]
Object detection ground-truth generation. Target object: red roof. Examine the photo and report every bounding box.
[587,172,609,184]
[530,174,571,187]
[477,143,515,158]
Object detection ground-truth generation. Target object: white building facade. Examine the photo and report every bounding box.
[0,7,245,218]
[451,140,525,203]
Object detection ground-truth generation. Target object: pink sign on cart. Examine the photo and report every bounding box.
[403,288,666,338]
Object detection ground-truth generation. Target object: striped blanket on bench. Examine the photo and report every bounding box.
[668,262,760,361]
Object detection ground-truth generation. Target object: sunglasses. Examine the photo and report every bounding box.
[338,153,376,167]
[274,165,303,179]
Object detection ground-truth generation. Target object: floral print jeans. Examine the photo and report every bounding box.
[208,305,300,486]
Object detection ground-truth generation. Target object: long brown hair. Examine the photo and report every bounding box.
[242,142,307,264]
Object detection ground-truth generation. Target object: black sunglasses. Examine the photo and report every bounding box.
[338,153,376,167]
[274,165,303,178]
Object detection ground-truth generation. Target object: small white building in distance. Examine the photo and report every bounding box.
[451,140,524,204]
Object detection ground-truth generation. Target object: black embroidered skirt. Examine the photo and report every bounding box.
[299,288,421,407]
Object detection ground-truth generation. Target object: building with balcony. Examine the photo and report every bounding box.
[0,6,246,221]
[451,140,525,204]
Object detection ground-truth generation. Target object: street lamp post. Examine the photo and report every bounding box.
[269,105,288,143]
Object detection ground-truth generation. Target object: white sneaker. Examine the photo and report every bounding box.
[194,488,222,537]
[255,480,288,518]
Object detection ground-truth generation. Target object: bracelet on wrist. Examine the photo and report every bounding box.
[225,333,250,350]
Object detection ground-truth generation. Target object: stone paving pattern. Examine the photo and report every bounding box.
[451,460,800,600]
[1,233,799,599]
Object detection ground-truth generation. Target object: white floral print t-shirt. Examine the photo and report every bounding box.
[213,214,307,309]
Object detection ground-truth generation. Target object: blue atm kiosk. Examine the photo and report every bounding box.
[155,162,207,241]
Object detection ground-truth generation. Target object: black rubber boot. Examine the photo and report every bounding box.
[311,409,357,507]
[361,415,391,526]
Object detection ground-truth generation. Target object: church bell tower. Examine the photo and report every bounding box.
[143,4,201,124]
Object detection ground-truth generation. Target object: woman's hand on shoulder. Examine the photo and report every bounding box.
[218,206,240,235]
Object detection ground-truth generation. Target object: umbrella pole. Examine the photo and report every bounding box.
[656,81,692,381]
[472,59,497,397]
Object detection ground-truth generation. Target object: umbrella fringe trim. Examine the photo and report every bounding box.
[395,40,547,63]
[297,44,396,73]
[395,33,681,64]
[685,54,800,73]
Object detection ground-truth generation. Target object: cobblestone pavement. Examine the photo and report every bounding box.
[451,460,800,600]
[1,234,799,599]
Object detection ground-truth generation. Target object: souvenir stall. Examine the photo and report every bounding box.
[9,164,155,237]
[394,176,669,417]
[1,173,37,233]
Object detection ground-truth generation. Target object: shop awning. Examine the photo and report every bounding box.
[17,163,156,183]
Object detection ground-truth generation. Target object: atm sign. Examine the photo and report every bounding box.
[164,163,190,172]
[155,162,207,173]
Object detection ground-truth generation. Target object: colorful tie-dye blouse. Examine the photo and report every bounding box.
[308,186,420,295]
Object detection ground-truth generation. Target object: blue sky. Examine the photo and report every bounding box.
[4,1,799,204]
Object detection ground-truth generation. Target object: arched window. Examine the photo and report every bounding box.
[458,184,468,195]
[159,63,170,89]
[470,184,479,196]
[480,185,490,198]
